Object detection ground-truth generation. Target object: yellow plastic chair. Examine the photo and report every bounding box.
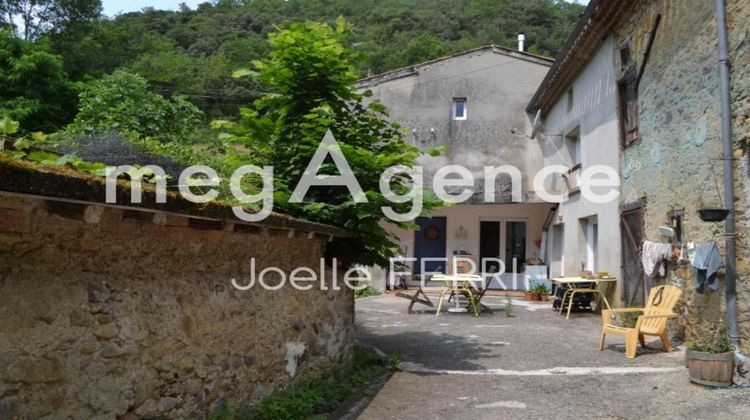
[599,285,682,358]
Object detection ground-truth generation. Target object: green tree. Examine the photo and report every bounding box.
[66,69,202,141]
[3,0,101,40]
[224,20,442,267]
[0,30,76,131]
[43,0,585,116]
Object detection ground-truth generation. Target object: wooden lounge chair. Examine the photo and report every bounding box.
[599,285,682,358]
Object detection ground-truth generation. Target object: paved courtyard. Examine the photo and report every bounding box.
[355,293,749,419]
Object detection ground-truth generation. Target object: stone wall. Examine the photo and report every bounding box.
[0,194,354,418]
[617,0,750,352]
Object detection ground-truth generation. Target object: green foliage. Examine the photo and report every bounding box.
[619,309,640,329]
[2,0,102,40]
[0,115,20,135]
[0,116,109,176]
[354,286,382,298]
[504,293,514,318]
[532,283,550,296]
[222,21,442,267]
[209,400,238,420]
[388,351,401,371]
[685,326,732,354]
[66,70,203,142]
[467,292,481,317]
[208,346,387,420]
[0,30,77,132]
[42,0,583,115]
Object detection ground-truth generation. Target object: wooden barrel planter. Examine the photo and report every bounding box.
[686,350,734,387]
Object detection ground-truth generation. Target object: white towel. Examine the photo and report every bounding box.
[641,240,673,277]
[685,242,696,264]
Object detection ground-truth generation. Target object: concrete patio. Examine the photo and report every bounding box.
[355,293,749,419]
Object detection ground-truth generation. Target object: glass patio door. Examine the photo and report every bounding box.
[505,221,527,273]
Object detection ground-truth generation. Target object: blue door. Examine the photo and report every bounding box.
[414,217,447,274]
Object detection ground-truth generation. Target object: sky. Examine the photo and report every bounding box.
[102,0,589,17]
[102,0,204,17]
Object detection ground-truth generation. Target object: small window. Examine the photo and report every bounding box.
[565,127,582,192]
[452,98,467,120]
[618,43,639,146]
[567,87,574,113]
[565,127,581,166]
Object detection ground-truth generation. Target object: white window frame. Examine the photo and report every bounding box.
[584,218,598,272]
[452,98,467,120]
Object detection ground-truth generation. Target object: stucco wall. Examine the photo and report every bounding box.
[361,48,552,196]
[541,36,623,289]
[378,202,554,289]
[0,195,354,418]
[616,0,750,352]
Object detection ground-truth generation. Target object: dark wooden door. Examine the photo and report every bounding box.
[479,221,501,273]
[621,203,645,306]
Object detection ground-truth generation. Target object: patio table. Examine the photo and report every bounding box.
[430,274,484,316]
[551,277,616,319]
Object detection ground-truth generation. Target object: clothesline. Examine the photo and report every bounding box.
[640,240,723,294]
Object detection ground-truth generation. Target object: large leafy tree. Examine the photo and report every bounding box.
[0,30,76,131]
[223,20,442,267]
[3,0,101,40]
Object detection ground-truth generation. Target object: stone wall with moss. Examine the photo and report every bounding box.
[0,194,354,418]
[616,0,750,353]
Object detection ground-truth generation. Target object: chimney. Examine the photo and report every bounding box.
[518,33,525,52]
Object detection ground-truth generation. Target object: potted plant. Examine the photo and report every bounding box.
[685,325,734,387]
[532,283,550,301]
[524,289,539,301]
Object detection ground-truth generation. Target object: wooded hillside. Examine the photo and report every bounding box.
[2,0,584,124]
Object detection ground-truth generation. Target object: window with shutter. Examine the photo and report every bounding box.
[619,66,639,146]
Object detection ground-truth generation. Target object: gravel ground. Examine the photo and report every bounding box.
[355,293,750,419]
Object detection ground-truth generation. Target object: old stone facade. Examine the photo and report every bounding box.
[616,0,749,352]
[0,193,354,418]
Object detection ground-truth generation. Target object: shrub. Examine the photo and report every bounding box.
[67,70,202,142]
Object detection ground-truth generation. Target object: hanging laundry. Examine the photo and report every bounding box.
[641,240,673,277]
[692,241,723,294]
[684,242,696,264]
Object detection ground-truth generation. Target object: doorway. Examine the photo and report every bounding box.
[621,202,645,306]
[413,216,447,274]
[479,221,501,273]
[479,219,527,288]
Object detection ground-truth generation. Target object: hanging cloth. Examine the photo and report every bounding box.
[692,241,723,294]
[641,240,673,277]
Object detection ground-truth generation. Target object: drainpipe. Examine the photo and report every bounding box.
[715,0,741,352]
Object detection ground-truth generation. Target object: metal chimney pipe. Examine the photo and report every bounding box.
[518,34,525,52]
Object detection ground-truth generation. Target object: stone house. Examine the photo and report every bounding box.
[357,45,557,290]
[0,156,354,417]
[528,0,749,353]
